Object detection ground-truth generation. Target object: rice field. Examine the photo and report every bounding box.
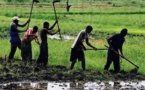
[0,0,145,74]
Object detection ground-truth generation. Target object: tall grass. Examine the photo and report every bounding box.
[0,36,145,74]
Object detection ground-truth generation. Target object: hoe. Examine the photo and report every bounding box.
[27,0,39,29]
[53,0,62,38]
[105,45,139,73]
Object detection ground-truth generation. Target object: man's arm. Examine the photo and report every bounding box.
[86,38,97,50]
[26,34,38,38]
[35,37,40,45]
[18,19,30,27]
[119,42,125,58]
[47,29,60,35]
[11,24,26,33]
[119,46,125,58]
[119,47,123,55]
[49,20,58,30]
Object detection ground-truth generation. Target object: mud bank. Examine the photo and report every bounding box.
[0,59,145,84]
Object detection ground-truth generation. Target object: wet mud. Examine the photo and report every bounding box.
[0,58,145,84]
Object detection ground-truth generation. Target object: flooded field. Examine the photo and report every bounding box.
[0,81,145,90]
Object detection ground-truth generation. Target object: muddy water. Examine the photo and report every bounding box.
[0,81,145,90]
[48,35,75,40]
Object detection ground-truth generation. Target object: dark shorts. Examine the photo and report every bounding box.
[70,47,85,62]
[21,40,32,61]
[37,42,48,65]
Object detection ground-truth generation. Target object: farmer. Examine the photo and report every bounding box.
[70,25,97,70]
[21,26,40,61]
[36,20,60,67]
[8,16,30,62]
[104,28,128,73]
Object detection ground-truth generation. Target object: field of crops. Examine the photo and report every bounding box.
[1,0,145,35]
[0,0,145,74]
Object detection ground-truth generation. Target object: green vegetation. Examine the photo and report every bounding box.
[0,37,145,74]
[1,0,145,35]
[0,0,145,75]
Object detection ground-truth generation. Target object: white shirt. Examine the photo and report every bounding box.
[71,30,88,48]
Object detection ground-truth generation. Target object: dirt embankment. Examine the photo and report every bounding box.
[0,58,145,83]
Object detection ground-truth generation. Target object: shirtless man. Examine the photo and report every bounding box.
[37,21,60,67]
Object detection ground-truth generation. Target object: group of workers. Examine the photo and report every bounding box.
[8,16,60,67]
[7,16,128,73]
[70,25,127,73]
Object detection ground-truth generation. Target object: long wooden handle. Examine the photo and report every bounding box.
[86,48,108,50]
[27,1,34,29]
[53,3,62,38]
[105,45,139,69]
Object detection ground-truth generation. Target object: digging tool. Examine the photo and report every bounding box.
[105,45,139,69]
[86,48,108,50]
[27,0,39,29]
[53,0,62,38]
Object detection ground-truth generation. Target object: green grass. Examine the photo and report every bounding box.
[0,1,145,74]
[0,36,145,74]
[1,2,145,35]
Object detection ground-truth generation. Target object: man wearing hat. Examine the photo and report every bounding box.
[8,16,30,62]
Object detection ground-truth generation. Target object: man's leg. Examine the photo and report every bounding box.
[104,55,112,71]
[43,43,48,67]
[82,59,86,71]
[37,43,48,67]
[17,42,21,50]
[8,44,17,59]
[21,41,27,61]
[21,41,32,61]
[70,61,76,70]
[78,48,85,70]
[37,43,43,65]
[70,48,77,70]
[27,43,32,61]
[113,55,120,73]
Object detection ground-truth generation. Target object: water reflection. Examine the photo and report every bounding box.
[0,81,145,90]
